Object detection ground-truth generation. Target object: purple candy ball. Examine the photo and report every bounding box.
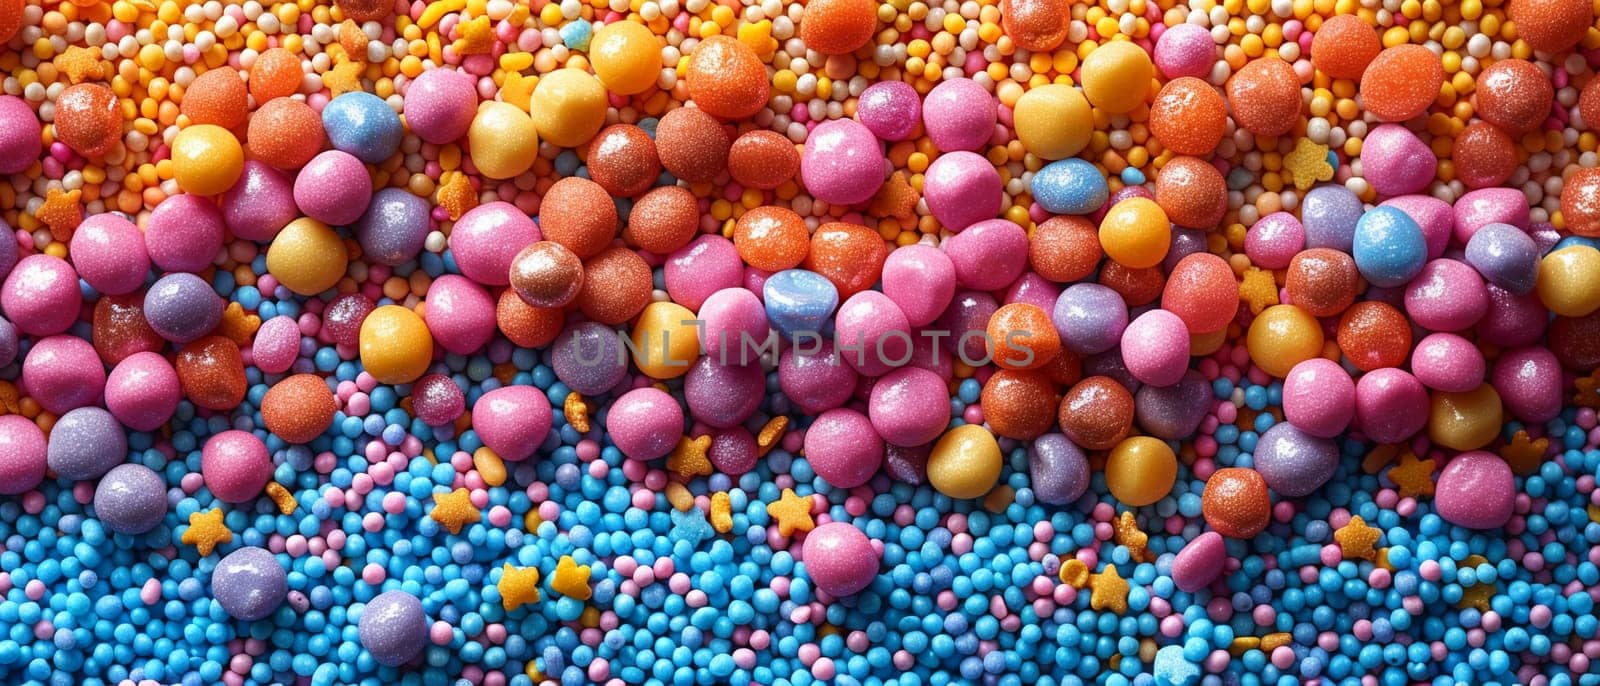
[778,341,858,415]
[212,546,288,621]
[935,290,1000,365]
[221,161,299,243]
[46,407,127,481]
[93,463,167,535]
[1464,222,1539,295]
[1029,433,1090,506]
[708,427,758,476]
[144,272,225,343]
[551,322,628,396]
[359,590,429,666]
[1134,370,1212,440]
[1053,283,1128,356]
[0,316,16,368]
[356,187,432,266]
[683,357,764,429]
[1252,422,1338,497]
[1300,184,1364,252]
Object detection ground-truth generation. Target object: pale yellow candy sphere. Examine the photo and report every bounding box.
[468,101,539,179]
[266,217,348,296]
[1013,84,1092,160]
[926,424,1002,499]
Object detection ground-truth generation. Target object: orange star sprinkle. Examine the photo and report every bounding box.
[1114,511,1152,563]
[766,488,815,537]
[35,188,83,238]
[180,508,232,556]
[1386,452,1435,499]
[338,20,369,61]
[436,171,477,220]
[666,435,713,478]
[1574,369,1600,409]
[55,46,104,84]
[1334,515,1380,561]
[869,171,919,224]
[1239,267,1279,315]
[1501,430,1549,475]
[215,302,262,345]
[452,16,494,55]
[1087,565,1129,614]
[430,488,481,534]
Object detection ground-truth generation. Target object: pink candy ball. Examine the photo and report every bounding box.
[921,78,997,153]
[881,245,957,328]
[1380,195,1452,260]
[803,408,884,488]
[222,161,298,242]
[2,254,83,336]
[855,80,921,141]
[1491,345,1562,423]
[402,68,478,144]
[252,316,301,375]
[1476,285,1547,348]
[0,415,45,495]
[71,213,149,295]
[145,193,227,273]
[423,275,496,355]
[684,357,765,428]
[448,201,541,286]
[834,291,912,378]
[778,341,858,415]
[1359,125,1435,197]
[1281,358,1355,438]
[1353,368,1429,444]
[22,335,105,415]
[867,366,949,447]
[942,219,1028,291]
[922,151,1002,232]
[294,150,373,226]
[800,119,886,206]
[201,430,273,503]
[1403,259,1487,331]
[605,387,684,460]
[666,235,743,312]
[0,95,42,175]
[1120,309,1190,387]
[697,288,770,366]
[472,386,553,462]
[801,522,879,597]
[104,351,181,431]
[1435,451,1513,530]
[1005,272,1060,312]
[1453,187,1529,245]
[1154,23,1216,80]
[1243,212,1304,269]
[1410,332,1485,392]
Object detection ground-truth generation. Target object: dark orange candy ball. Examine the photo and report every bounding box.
[626,186,700,255]
[1309,14,1380,80]
[1450,121,1517,189]
[1099,262,1166,308]
[1337,301,1412,371]
[55,83,122,158]
[981,369,1061,439]
[247,98,325,170]
[999,0,1070,52]
[586,124,661,197]
[93,294,163,365]
[727,130,800,190]
[804,222,887,298]
[734,205,810,272]
[176,336,247,412]
[1285,248,1360,317]
[1507,0,1592,53]
[1057,376,1134,450]
[1149,77,1227,156]
[261,374,337,444]
[799,0,878,55]
[497,289,565,348]
[684,36,770,119]
[655,107,731,184]
[1561,167,1600,237]
[1580,77,1600,131]
[1360,45,1443,122]
[1226,58,1301,137]
[509,241,584,308]
[576,246,653,325]
[1202,467,1272,538]
[182,68,249,129]
[1473,59,1552,135]
[986,303,1060,371]
[1154,156,1227,228]
[1029,216,1101,283]
[540,177,619,259]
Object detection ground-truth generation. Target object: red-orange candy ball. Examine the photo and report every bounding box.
[1029,216,1101,282]
[626,186,700,254]
[804,222,887,298]
[1057,376,1134,450]
[1154,157,1228,228]
[999,0,1070,52]
[1044,346,1084,387]
[94,294,163,365]
[247,98,325,169]
[0,0,22,44]
[1285,248,1360,317]
[1309,14,1381,80]
[261,374,336,444]
[1507,0,1592,53]
[1201,467,1272,538]
[734,205,809,272]
[1148,77,1227,156]
[55,84,121,158]
[799,0,877,55]
[987,303,1060,371]
[1360,45,1443,122]
[176,336,248,412]
[1473,59,1552,135]
[1561,167,1600,237]
[335,0,390,22]
[496,289,564,347]
[1226,58,1302,137]
[1099,262,1166,307]
[586,124,660,197]
[684,36,770,119]
[540,177,618,259]
[655,107,731,183]
[1337,301,1412,371]
[981,369,1061,439]
[1451,121,1517,189]
[575,247,652,325]
[248,48,302,104]
[1163,253,1239,334]
[727,130,800,190]
[509,241,584,308]
[1581,77,1600,130]
[182,68,248,129]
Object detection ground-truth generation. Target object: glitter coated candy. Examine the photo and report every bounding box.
[1201,467,1271,539]
[46,407,127,481]
[1434,451,1514,530]
[359,591,429,667]
[93,463,167,535]
[801,522,879,598]
[800,119,886,206]
[1252,422,1338,497]
[1028,433,1089,506]
[176,335,248,412]
[212,546,288,621]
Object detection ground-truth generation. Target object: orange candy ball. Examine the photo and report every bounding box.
[1154,156,1228,229]
[1507,0,1592,53]
[496,289,564,348]
[1338,301,1412,371]
[1309,15,1380,80]
[249,48,302,104]
[540,177,619,259]
[1473,59,1552,135]
[1226,58,1302,137]
[1561,167,1600,237]
[999,0,1070,52]
[1451,121,1517,189]
[1057,376,1134,450]
[55,84,122,158]
[1099,262,1166,307]
[586,124,660,197]
[260,374,336,444]
[684,36,770,119]
[247,98,325,169]
[980,369,1061,440]
[799,0,877,55]
[575,247,652,325]
[335,0,390,22]
[727,130,800,190]
[1580,77,1600,130]
[625,186,700,255]
[176,336,248,412]
[805,222,887,298]
[1360,45,1444,122]
[1030,216,1101,283]
[1149,77,1227,156]
[734,205,810,272]
[1202,468,1272,539]
[986,303,1060,371]
[655,107,731,183]
[1285,248,1360,317]
[1162,253,1239,334]
[182,68,248,130]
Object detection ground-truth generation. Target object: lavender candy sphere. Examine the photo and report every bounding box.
[1134,370,1212,440]
[46,407,127,481]
[1053,283,1129,355]
[221,161,298,242]
[801,522,879,597]
[1162,227,1208,272]
[550,321,628,395]
[356,187,432,266]
[1300,184,1364,252]
[1251,422,1338,497]
[683,357,765,429]
[0,95,42,175]
[605,387,685,460]
[410,374,466,426]
[922,151,1002,232]
[359,590,429,667]
[921,78,997,153]
[777,341,858,415]
[212,546,288,621]
[799,119,885,206]
[0,415,46,495]
[0,315,16,368]
[93,463,167,535]
[402,68,478,144]
[1464,222,1539,295]
[293,150,373,226]
[143,272,225,343]
[1029,432,1090,506]
[868,366,949,447]
[0,219,16,284]
[855,80,921,141]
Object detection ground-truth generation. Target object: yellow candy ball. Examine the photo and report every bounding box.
[590,21,661,95]
[1246,305,1324,377]
[1098,197,1170,269]
[630,301,700,379]
[360,305,435,384]
[1080,41,1153,114]
[1428,384,1503,451]
[171,124,244,196]
[1105,436,1177,507]
[266,217,348,295]
[926,424,1002,499]
[468,101,539,179]
[1535,245,1600,317]
[1013,84,1092,160]
[530,68,608,148]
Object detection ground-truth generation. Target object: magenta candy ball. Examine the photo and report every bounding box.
[201,430,273,503]
[1005,273,1061,312]
[1120,309,1190,387]
[881,245,957,327]
[1435,451,1514,530]
[708,428,758,476]
[942,219,1028,291]
[605,387,684,460]
[1491,345,1562,423]
[906,333,955,380]
[403,68,478,144]
[800,119,886,206]
[293,150,373,226]
[697,288,771,366]
[251,316,301,375]
[412,374,466,427]
[1380,195,1452,260]
[104,351,181,431]
[921,78,997,153]
[922,151,1002,232]
[855,80,921,141]
[449,201,540,286]
[472,385,553,461]
[1453,187,1529,245]
[0,96,42,175]
[684,357,765,428]
[2,254,82,336]
[834,290,912,377]
[778,341,858,415]
[22,335,104,415]
[1353,368,1429,444]
[804,407,884,489]
[70,213,150,296]
[1243,212,1304,269]
[665,235,742,312]
[1403,259,1487,331]
[222,161,298,242]
[1154,23,1216,79]
[1476,284,1547,348]
[1281,358,1355,438]
[867,366,949,447]
[801,522,879,596]
[0,415,46,495]
[1410,332,1485,392]
[1359,125,1435,197]
[146,193,227,273]
[423,275,496,355]
[1170,531,1226,593]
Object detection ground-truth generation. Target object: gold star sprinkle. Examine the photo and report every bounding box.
[322,60,365,96]
[1574,369,1600,409]
[666,435,713,478]
[265,482,297,514]
[338,20,369,61]
[498,563,541,610]
[1501,430,1549,475]
[564,392,590,433]
[215,302,262,345]
[1087,565,1129,614]
[766,488,815,538]
[869,171,919,223]
[1114,511,1152,563]
[1283,138,1334,191]
[430,488,481,534]
[550,555,592,600]
[1239,267,1279,315]
[34,188,83,239]
[499,72,537,112]
[757,416,787,457]
[0,381,21,415]
[436,171,477,220]
[180,508,232,556]
[1386,452,1435,499]
[1334,515,1380,561]
[452,16,494,55]
[55,46,103,84]
[710,492,733,533]
[1058,558,1089,588]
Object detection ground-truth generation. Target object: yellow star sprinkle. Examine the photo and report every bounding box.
[1386,452,1435,499]
[766,488,815,538]
[322,61,365,96]
[550,555,592,600]
[338,20,369,62]
[265,482,298,514]
[215,302,262,345]
[1334,515,1380,561]
[180,509,232,556]
[757,416,787,457]
[1501,430,1548,475]
[34,188,83,239]
[452,16,494,55]
[1239,267,1279,315]
[498,563,541,611]
[1057,558,1089,588]
[563,392,590,433]
[1087,565,1130,614]
[666,435,713,478]
[55,46,104,84]
[710,492,733,533]
[1574,369,1600,409]
[1283,138,1334,191]
[499,72,538,112]
[1114,511,1152,563]
[430,488,481,534]
[435,171,477,221]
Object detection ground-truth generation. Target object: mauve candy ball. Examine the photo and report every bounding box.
[922,151,1002,232]
[293,150,372,226]
[93,463,166,535]
[1492,346,1562,423]
[22,335,105,415]
[1435,451,1514,530]
[804,408,884,489]
[145,193,226,273]
[802,522,879,597]
[605,387,684,460]
[1053,284,1128,355]
[0,223,16,285]
[1243,212,1305,269]
[251,316,300,375]
[697,288,770,366]
[708,427,758,476]
[1411,332,1486,392]
[472,386,553,462]
[1281,358,1355,438]
[1251,422,1338,497]
[1359,124,1435,197]
[550,321,628,395]
[0,95,42,174]
[213,546,288,621]
[356,187,432,266]
[1477,284,1547,348]
[1300,184,1364,252]
[1453,187,1529,244]
[855,80,921,141]
[921,78,997,153]
[70,213,149,295]
[937,290,1000,364]
[360,590,428,666]
[0,316,16,367]
[46,407,126,481]
[1354,368,1430,444]
[0,415,46,495]
[144,272,225,343]
[1464,222,1539,295]
[411,374,466,426]
[684,357,764,429]
[799,119,885,206]
[201,430,273,503]
[881,245,956,328]
[1134,370,1212,440]
[221,161,298,242]
[943,219,1028,290]
[868,366,949,447]
[3,254,83,336]
[1029,433,1089,505]
[1171,531,1226,593]
[778,341,858,415]
[403,68,477,144]
[104,352,180,431]
[450,201,541,286]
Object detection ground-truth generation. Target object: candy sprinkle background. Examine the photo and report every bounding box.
[0,0,1599,684]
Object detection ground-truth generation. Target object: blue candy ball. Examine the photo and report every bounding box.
[1030,158,1107,215]
[1351,205,1427,287]
[321,92,404,164]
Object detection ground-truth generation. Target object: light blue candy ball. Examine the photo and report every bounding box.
[321,92,403,165]
[1030,158,1107,215]
[1352,205,1427,287]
